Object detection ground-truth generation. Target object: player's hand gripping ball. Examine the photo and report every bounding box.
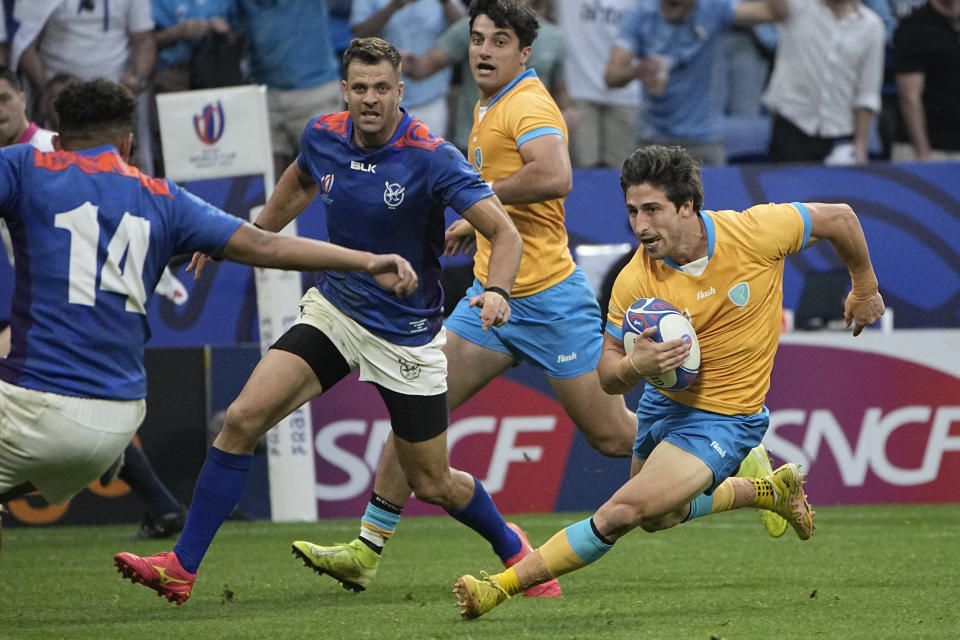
[622,297,700,391]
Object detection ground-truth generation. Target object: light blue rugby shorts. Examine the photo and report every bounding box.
[633,385,769,493]
[444,266,602,379]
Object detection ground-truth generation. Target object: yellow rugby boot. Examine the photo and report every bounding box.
[736,444,788,538]
[453,572,511,620]
[291,538,379,592]
[766,463,816,540]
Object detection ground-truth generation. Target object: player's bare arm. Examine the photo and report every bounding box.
[460,195,523,329]
[219,224,418,297]
[598,328,690,395]
[187,161,319,278]
[255,161,320,231]
[490,133,572,205]
[805,202,885,336]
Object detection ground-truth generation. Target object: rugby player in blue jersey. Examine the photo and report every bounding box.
[114,37,525,605]
[0,78,418,555]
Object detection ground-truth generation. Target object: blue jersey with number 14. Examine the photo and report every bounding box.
[299,109,492,346]
[0,144,244,400]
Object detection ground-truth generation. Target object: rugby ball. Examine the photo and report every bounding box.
[621,297,700,391]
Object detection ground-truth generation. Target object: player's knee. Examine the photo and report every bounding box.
[578,411,636,458]
[638,515,669,533]
[221,401,267,449]
[407,476,447,505]
[596,501,644,538]
[583,430,635,458]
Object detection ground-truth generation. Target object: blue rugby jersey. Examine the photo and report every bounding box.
[297,109,493,346]
[0,144,243,400]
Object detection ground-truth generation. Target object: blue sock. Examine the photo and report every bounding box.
[118,442,182,516]
[684,493,714,522]
[447,476,521,562]
[173,446,252,573]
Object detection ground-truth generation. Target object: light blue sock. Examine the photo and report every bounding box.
[173,446,252,573]
[684,493,714,522]
[564,517,614,564]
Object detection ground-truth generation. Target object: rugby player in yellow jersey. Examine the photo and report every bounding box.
[453,144,886,618]
[292,0,639,597]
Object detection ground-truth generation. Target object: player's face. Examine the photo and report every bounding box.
[342,59,404,147]
[659,0,696,22]
[0,79,28,147]
[624,182,696,262]
[469,14,531,102]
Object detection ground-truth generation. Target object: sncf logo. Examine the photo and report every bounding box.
[193,101,225,145]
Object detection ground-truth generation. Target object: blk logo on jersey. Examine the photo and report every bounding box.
[473,147,483,170]
[350,161,376,173]
[383,181,405,209]
[193,101,225,146]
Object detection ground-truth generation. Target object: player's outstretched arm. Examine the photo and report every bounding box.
[805,202,885,336]
[460,195,522,329]
[188,160,320,279]
[221,224,418,297]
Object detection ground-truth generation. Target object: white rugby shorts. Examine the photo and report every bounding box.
[0,379,145,504]
[295,287,447,396]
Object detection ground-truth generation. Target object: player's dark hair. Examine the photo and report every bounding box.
[55,78,136,141]
[342,37,402,78]
[469,0,540,49]
[0,65,22,91]
[620,145,704,214]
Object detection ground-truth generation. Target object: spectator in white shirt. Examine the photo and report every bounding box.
[762,0,885,164]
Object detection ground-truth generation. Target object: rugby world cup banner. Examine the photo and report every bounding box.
[156,85,274,183]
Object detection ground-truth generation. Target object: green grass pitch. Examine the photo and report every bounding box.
[2,505,958,639]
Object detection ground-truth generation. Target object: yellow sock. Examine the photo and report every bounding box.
[752,477,776,510]
[539,529,591,579]
[493,567,523,596]
[707,479,736,514]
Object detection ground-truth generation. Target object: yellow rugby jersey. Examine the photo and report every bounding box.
[607,203,813,416]
[468,69,575,297]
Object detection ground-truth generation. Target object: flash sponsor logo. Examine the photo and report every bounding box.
[696,286,716,300]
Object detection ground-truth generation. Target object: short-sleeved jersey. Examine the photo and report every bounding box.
[298,109,492,346]
[0,144,243,400]
[605,203,812,416]
[468,69,575,297]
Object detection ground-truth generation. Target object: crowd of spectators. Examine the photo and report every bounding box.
[0,0,955,175]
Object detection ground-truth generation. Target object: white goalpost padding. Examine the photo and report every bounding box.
[157,85,317,522]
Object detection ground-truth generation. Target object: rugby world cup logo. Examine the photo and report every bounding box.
[193,101,225,145]
[320,174,334,194]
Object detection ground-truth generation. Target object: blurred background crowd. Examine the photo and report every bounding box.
[0,0,956,178]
